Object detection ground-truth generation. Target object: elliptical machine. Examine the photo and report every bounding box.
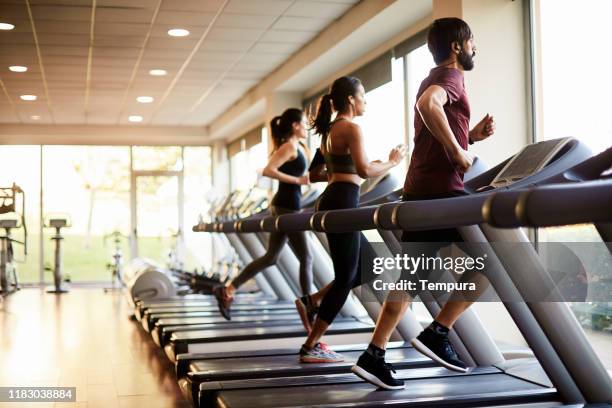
[103,230,127,292]
[0,183,26,298]
[44,215,70,294]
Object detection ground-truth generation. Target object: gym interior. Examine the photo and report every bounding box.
[1,0,611,407]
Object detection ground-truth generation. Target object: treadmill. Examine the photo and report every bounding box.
[135,189,304,332]
[182,139,609,407]
[162,175,405,362]
[167,149,503,392]
[134,189,282,316]
[140,188,356,339]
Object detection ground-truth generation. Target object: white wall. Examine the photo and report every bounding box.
[461,0,532,167]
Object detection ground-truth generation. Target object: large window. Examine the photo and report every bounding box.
[354,57,407,182]
[132,146,183,171]
[405,44,434,148]
[534,0,612,368]
[229,127,267,191]
[184,147,213,272]
[42,146,131,283]
[0,145,211,284]
[0,147,41,283]
[536,0,611,154]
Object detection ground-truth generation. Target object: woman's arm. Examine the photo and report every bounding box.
[262,143,309,185]
[346,123,405,179]
[309,164,328,183]
[308,147,328,182]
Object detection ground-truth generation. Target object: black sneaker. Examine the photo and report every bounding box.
[411,328,468,372]
[351,352,404,390]
[213,285,233,321]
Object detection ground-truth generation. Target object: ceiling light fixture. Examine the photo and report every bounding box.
[9,65,27,72]
[167,28,189,37]
[128,115,143,123]
[149,69,167,76]
[20,94,37,101]
[0,23,15,30]
[136,96,154,103]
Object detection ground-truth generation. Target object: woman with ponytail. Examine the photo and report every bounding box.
[297,76,407,363]
[214,108,313,320]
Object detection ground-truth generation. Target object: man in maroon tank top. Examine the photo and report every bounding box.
[352,18,496,390]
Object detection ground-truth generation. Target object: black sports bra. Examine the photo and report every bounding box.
[272,147,307,210]
[323,118,357,175]
[278,147,307,177]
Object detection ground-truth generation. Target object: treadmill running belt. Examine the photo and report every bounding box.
[187,348,431,382]
[214,372,557,408]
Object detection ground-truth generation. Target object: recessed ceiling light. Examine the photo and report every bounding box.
[20,94,37,101]
[167,28,189,37]
[149,69,167,76]
[0,23,15,31]
[136,96,154,103]
[30,115,41,120]
[9,65,27,72]
[128,115,143,123]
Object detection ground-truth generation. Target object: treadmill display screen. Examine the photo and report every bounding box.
[492,139,570,186]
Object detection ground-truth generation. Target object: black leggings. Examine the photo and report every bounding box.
[231,206,313,295]
[316,182,361,324]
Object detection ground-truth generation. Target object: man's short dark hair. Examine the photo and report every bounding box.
[427,18,473,64]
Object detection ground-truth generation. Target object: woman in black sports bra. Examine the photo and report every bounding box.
[214,108,313,320]
[298,76,407,363]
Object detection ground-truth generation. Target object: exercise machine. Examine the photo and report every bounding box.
[177,138,611,407]
[44,215,70,294]
[103,230,127,292]
[0,184,26,298]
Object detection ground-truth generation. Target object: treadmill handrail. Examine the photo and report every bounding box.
[484,179,612,228]
[193,183,608,234]
[192,143,609,235]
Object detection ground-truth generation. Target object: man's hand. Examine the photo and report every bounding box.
[470,113,495,141]
[452,148,476,173]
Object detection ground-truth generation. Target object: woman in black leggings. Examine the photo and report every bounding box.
[299,77,407,363]
[214,108,313,320]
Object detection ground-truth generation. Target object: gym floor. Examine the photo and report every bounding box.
[0,289,189,408]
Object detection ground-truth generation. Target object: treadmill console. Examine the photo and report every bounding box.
[488,138,572,188]
[0,219,18,228]
[49,218,68,228]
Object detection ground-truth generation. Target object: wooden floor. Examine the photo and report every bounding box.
[0,288,189,408]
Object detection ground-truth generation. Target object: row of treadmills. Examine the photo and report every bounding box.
[127,137,612,408]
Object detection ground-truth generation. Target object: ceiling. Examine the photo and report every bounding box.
[0,0,359,126]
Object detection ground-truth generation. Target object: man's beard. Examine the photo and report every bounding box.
[459,50,475,71]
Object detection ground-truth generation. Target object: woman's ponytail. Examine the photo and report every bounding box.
[309,76,361,145]
[310,94,333,144]
[270,108,304,151]
[270,115,284,150]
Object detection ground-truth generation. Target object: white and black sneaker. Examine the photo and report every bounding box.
[299,343,344,363]
[351,352,404,390]
[411,324,468,373]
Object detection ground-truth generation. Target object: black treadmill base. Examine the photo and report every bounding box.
[209,372,558,408]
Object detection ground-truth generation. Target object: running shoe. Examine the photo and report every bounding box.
[299,343,344,363]
[213,285,233,321]
[351,351,404,390]
[295,295,317,332]
[411,327,468,372]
